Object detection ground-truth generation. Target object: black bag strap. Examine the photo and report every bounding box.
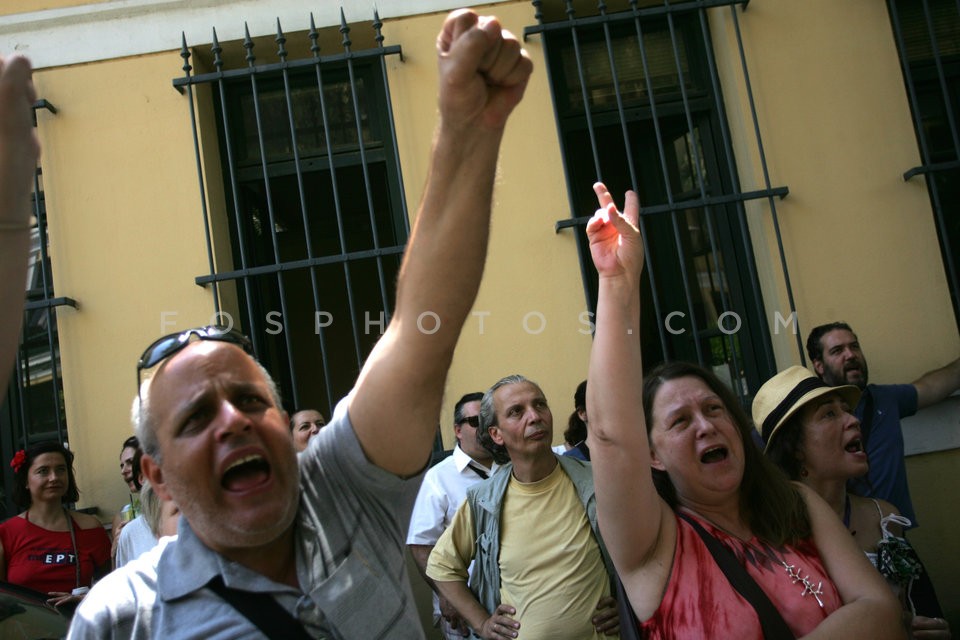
[848,389,875,497]
[677,512,795,640]
[207,576,313,640]
[859,388,875,448]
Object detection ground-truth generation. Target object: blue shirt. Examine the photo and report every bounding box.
[562,441,590,461]
[852,383,918,525]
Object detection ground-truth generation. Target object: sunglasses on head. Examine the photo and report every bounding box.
[136,325,253,397]
[459,415,480,428]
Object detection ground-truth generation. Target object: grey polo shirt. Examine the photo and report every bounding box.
[68,400,427,639]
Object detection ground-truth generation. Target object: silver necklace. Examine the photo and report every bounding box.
[777,559,825,607]
[694,511,826,608]
[742,540,825,608]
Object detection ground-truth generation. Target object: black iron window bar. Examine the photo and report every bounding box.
[528,0,802,386]
[887,0,960,324]
[13,98,75,448]
[173,9,406,412]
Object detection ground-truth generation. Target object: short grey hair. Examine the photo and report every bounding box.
[133,354,284,464]
[477,374,538,465]
[139,481,162,537]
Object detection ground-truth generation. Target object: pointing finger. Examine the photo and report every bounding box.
[622,190,640,227]
[593,182,614,209]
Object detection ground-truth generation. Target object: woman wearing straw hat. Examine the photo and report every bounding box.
[755,366,951,639]
[584,182,901,639]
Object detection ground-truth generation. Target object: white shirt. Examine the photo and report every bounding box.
[407,445,497,626]
[407,445,498,546]
[115,516,158,567]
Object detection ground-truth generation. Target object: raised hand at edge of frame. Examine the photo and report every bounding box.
[436,9,533,133]
[586,181,644,283]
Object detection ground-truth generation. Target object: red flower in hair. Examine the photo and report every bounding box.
[10,449,26,473]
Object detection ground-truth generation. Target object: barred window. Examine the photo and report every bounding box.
[888,0,960,330]
[176,12,410,418]
[527,0,790,401]
[1,99,73,518]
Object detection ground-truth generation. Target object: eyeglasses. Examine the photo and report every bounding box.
[136,325,252,397]
[458,415,480,428]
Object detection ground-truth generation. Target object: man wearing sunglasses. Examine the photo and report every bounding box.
[408,392,499,639]
[69,9,533,640]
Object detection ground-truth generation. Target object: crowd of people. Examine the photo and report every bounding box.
[579,183,955,640]
[0,7,958,639]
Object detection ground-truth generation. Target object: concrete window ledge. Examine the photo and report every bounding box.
[903,392,960,456]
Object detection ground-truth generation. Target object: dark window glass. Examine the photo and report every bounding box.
[3,187,70,519]
[890,0,960,327]
[211,56,407,416]
[541,10,775,399]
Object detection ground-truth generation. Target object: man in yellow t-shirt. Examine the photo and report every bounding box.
[427,375,620,639]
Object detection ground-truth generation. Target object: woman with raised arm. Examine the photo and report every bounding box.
[584,182,902,638]
[0,53,41,393]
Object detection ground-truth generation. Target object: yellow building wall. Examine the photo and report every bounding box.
[908,451,960,626]
[33,51,218,519]
[710,0,960,623]
[711,0,959,375]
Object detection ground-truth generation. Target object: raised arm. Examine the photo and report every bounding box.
[409,542,470,635]
[585,183,672,599]
[0,54,40,393]
[912,356,960,410]
[347,10,533,476]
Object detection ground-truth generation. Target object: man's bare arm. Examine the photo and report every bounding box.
[0,54,40,393]
[434,579,519,640]
[410,544,469,634]
[408,544,437,589]
[913,356,960,409]
[347,11,533,476]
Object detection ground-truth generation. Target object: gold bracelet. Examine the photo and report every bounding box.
[0,215,37,231]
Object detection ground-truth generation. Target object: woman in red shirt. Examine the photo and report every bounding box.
[0,441,111,613]
[584,182,902,638]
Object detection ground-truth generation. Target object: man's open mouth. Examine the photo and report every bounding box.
[221,454,271,491]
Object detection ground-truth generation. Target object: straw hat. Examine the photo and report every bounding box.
[752,366,861,451]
